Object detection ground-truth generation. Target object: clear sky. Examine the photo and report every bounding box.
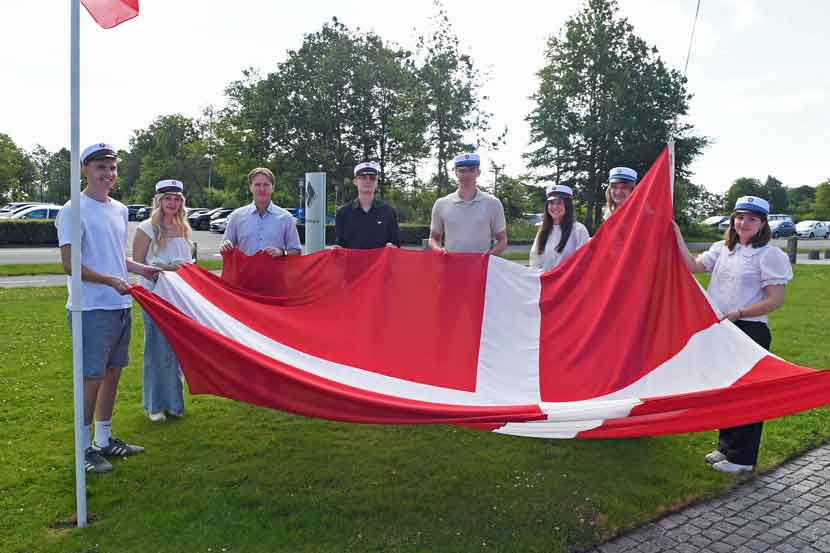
[1,1,827,193]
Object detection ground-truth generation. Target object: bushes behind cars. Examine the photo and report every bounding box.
[0,220,58,245]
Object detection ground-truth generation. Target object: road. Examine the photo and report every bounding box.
[1,222,829,265]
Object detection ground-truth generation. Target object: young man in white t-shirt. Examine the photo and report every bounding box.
[56,143,161,474]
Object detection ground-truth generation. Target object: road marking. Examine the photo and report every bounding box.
[0,279,48,285]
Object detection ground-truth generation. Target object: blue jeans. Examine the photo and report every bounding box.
[142,310,184,414]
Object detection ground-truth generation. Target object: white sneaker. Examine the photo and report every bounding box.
[148,411,166,422]
[712,460,753,474]
[705,450,727,464]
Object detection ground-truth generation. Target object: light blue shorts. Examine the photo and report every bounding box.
[67,308,131,379]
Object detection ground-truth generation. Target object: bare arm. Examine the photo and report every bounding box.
[673,221,706,273]
[428,230,446,253]
[488,229,507,256]
[722,284,786,322]
[132,227,151,265]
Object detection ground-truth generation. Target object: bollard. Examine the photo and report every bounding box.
[825,250,830,260]
[786,237,797,264]
[808,250,820,260]
[421,238,430,250]
[191,241,198,262]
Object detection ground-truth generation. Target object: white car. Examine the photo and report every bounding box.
[0,202,46,218]
[209,217,228,233]
[702,215,729,228]
[795,220,830,239]
[8,204,62,220]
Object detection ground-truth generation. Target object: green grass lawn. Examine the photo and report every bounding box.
[1,267,829,552]
[0,259,224,277]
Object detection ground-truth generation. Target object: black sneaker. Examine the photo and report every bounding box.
[85,447,113,473]
[94,437,145,458]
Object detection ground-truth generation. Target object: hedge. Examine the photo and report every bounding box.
[0,220,58,245]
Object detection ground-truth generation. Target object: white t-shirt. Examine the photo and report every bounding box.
[696,241,793,323]
[529,222,591,272]
[56,193,131,310]
[136,220,193,290]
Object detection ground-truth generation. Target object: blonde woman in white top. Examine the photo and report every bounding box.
[674,195,793,474]
[529,184,590,272]
[133,180,193,421]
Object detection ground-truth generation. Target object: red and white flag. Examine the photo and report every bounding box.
[131,147,830,438]
[81,0,138,29]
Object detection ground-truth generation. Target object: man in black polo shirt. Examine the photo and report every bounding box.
[335,161,400,249]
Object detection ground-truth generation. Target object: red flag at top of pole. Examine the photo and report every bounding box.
[81,0,139,29]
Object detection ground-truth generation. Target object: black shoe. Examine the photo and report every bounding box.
[84,447,113,473]
[94,437,145,458]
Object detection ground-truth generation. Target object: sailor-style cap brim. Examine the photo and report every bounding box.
[608,166,638,183]
[155,179,185,195]
[81,143,117,164]
[354,161,380,177]
[546,184,573,198]
[733,195,770,216]
[454,153,480,168]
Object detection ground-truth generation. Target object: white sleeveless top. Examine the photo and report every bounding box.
[137,220,193,290]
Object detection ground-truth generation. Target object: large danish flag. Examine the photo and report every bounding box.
[131,147,830,438]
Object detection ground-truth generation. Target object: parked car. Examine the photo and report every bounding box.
[769,220,796,239]
[0,202,45,219]
[526,212,544,226]
[206,209,233,233]
[185,207,206,217]
[188,207,225,230]
[286,207,305,223]
[717,218,731,232]
[9,204,62,220]
[795,220,830,239]
[135,206,152,221]
[701,215,729,228]
[127,204,148,221]
[209,217,229,234]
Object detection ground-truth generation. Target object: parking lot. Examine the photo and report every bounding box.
[1,222,830,265]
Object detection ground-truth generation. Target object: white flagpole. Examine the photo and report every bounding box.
[668,140,676,205]
[70,0,87,529]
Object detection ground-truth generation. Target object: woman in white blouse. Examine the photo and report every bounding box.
[674,195,793,474]
[132,179,193,422]
[529,184,590,272]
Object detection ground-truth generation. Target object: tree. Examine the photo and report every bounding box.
[416,2,490,194]
[812,181,830,220]
[0,133,37,202]
[118,115,213,205]
[31,146,71,204]
[786,185,816,219]
[525,0,708,230]
[723,177,763,213]
[762,175,788,213]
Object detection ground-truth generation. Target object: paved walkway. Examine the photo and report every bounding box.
[587,444,830,553]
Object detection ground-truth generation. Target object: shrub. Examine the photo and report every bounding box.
[0,220,58,245]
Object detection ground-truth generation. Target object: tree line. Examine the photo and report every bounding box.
[2,0,828,227]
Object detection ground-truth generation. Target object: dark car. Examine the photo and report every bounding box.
[189,207,226,230]
[206,209,234,233]
[770,220,796,239]
[127,204,148,221]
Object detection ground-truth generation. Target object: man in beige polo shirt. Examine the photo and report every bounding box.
[428,152,508,254]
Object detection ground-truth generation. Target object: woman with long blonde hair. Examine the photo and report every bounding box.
[133,179,193,421]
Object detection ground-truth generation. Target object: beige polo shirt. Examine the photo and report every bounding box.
[430,188,507,253]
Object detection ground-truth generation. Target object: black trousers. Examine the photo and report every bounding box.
[717,320,772,466]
